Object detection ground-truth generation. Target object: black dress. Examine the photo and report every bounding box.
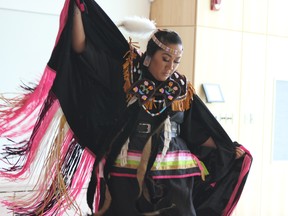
[105,104,200,216]
[78,40,202,214]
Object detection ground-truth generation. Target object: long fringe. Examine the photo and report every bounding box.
[0,0,96,215]
[0,91,58,179]
[0,0,70,181]
[1,83,96,215]
[171,81,195,111]
[0,0,70,137]
[123,38,140,96]
[0,67,56,138]
[0,0,69,139]
[143,82,195,112]
[0,70,58,181]
[1,108,95,215]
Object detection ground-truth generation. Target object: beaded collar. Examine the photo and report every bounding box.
[128,71,188,116]
[123,41,194,116]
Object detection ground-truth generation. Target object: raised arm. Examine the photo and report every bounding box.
[72,3,86,53]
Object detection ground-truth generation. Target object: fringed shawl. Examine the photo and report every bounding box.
[0,0,128,214]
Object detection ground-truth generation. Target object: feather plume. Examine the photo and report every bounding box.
[117,16,157,38]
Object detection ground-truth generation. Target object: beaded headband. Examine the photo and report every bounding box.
[151,34,183,55]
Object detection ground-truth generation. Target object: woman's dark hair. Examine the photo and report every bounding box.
[146,30,182,57]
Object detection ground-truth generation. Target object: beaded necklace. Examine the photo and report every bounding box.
[142,105,167,117]
[142,98,166,117]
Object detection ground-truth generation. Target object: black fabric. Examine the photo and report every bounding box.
[47,3,133,212]
[181,95,251,215]
[104,176,196,216]
[87,161,97,211]
[182,95,235,181]
[48,0,129,156]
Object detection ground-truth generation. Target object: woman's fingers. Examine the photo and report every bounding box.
[235,147,245,159]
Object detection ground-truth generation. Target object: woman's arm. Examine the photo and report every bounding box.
[72,3,86,53]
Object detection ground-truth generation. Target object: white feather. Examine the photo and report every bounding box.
[117,16,157,38]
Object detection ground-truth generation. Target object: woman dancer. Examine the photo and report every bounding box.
[0,0,252,215]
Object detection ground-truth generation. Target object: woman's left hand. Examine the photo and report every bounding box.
[235,147,245,159]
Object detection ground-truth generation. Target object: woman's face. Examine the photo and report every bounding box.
[148,43,183,81]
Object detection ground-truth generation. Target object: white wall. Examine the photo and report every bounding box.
[0,0,150,92]
[0,0,150,215]
[194,0,288,215]
[0,3,61,92]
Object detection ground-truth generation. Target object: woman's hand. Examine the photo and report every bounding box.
[235,147,245,159]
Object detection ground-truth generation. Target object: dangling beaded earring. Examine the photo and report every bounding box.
[143,55,151,67]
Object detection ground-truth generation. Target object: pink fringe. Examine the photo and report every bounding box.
[53,148,95,215]
[0,98,60,179]
[1,1,96,215]
[1,130,94,215]
[0,66,56,138]
[0,0,71,179]
[0,0,70,137]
